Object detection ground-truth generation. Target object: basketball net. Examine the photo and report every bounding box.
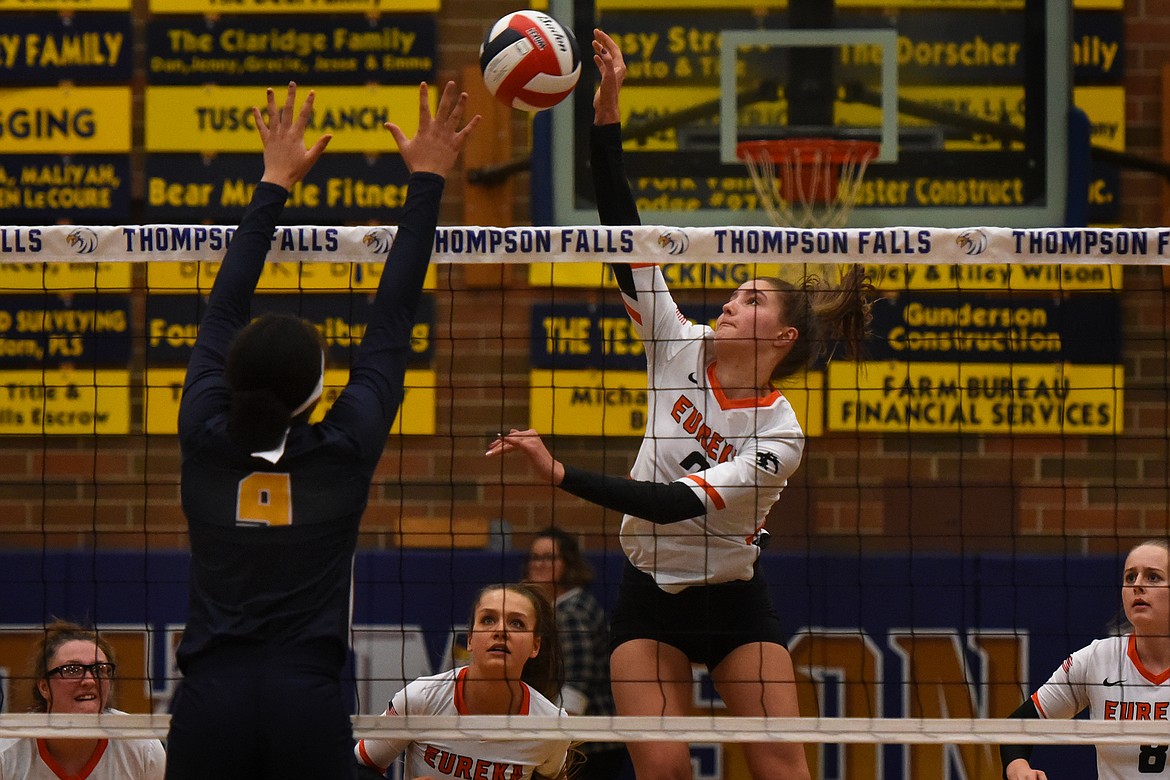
[737,139,879,229]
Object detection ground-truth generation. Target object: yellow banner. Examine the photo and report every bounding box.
[528,261,840,288]
[147,261,436,291]
[863,262,1122,291]
[146,367,434,434]
[144,85,431,153]
[1074,86,1125,152]
[0,0,128,10]
[0,263,132,291]
[530,368,822,437]
[149,0,436,13]
[827,361,1122,434]
[0,369,129,434]
[0,87,131,153]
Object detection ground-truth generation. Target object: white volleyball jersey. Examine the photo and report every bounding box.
[1033,634,1170,780]
[355,667,570,780]
[0,737,165,780]
[619,264,805,593]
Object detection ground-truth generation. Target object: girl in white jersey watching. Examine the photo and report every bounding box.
[0,619,165,779]
[487,29,873,780]
[1000,539,1170,780]
[355,583,571,780]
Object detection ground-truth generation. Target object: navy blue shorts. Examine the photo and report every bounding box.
[165,643,357,780]
[609,561,786,671]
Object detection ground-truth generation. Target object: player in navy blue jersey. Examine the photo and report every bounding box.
[165,81,479,780]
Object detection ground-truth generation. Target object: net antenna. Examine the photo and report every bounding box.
[737,138,880,229]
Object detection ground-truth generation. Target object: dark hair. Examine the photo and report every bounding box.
[29,619,116,713]
[225,313,326,450]
[527,527,594,590]
[758,264,874,383]
[469,583,564,703]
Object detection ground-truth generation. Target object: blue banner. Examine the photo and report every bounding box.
[143,153,411,223]
[146,15,436,85]
[145,293,435,366]
[0,155,131,223]
[0,294,131,368]
[0,14,132,84]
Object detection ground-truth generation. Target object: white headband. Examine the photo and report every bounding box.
[290,352,326,417]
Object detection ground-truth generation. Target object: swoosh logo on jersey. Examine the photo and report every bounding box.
[1103,677,1126,686]
[687,372,698,384]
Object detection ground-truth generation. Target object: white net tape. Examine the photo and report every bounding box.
[2,224,1169,266]
[1,714,1167,745]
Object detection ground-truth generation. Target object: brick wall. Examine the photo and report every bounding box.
[2,1,1168,557]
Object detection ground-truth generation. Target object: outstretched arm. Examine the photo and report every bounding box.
[486,429,704,524]
[590,29,640,299]
[180,83,330,432]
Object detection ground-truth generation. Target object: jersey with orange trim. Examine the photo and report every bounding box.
[355,667,570,780]
[619,263,805,594]
[1032,634,1170,779]
[0,735,165,780]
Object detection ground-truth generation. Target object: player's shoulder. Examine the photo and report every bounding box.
[526,686,567,717]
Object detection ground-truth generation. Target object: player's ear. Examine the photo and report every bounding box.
[530,635,541,659]
[774,326,798,348]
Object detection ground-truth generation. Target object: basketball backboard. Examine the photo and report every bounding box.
[548,0,1074,228]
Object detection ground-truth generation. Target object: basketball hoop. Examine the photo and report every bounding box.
[736,138,879,228]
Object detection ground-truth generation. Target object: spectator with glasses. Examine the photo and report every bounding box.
[0,619,166,779]
[523,528,630,780]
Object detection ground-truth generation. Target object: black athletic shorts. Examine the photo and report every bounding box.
[609,561,786,671]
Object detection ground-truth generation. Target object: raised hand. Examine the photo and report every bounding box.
[592,29,627,125]
[385,81,480,179]
[255,82,332,190]
[485,428,565,486]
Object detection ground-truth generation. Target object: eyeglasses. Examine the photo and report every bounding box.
[46,662,116,680]
[527,554,561,564]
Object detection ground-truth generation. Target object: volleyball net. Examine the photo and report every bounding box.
[0,223,1166,778]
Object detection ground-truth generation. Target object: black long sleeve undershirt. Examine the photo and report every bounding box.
[998,698,1040,779]
[559,464,704,525]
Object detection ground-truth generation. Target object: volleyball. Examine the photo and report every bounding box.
[479,11,581,112]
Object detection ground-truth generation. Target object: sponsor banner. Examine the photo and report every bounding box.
[142,153,411,223]
[611,147,1043,212]
[528,261,833,289]
[0,261,131,291]
[601,8,1119,86]
[869,292,1120,364]
[1073,11,1124,84]
[144,84,429,153]
[862,262,1122,291]
[533,259,1123,291]
[0,155,130,223]
[146,257,437,292]
[0,294,131,368]
[149,0,436,14]
[146,16,435,86]
[598,0,1117,7]
[0,0,129,11]
[1075,85,1125,151]
[144,293,434,366]
[826,361,1123,434]
[5,225,1170,266]
[0,86,131,153]
[0,368,130,433]
[0,14,132,83]
[529,368,823,437]
[145,366,434,434]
